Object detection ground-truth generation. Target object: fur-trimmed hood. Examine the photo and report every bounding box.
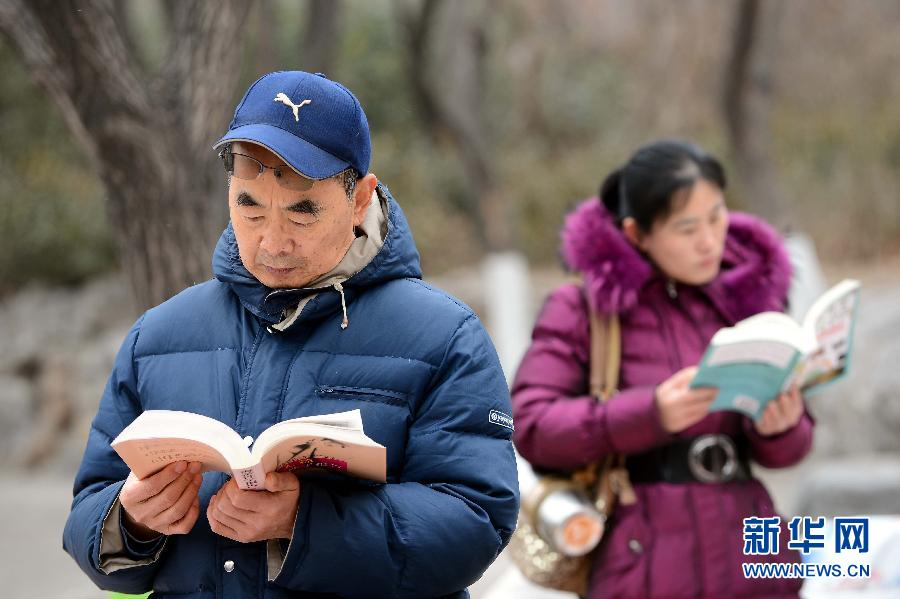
[561,198,792,321]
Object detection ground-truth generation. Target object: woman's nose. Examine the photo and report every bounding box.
[697,227,716,253]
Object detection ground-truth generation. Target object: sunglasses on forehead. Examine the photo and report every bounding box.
[218,149,315,191]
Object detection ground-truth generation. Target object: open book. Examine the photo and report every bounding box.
[112,409,386,490]
[689,279,861,419]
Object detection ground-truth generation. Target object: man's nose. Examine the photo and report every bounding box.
[258,220,295,256]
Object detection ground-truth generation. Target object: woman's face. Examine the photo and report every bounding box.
[627,178,729,286]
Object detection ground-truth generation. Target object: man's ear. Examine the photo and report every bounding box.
[352,173,378,227]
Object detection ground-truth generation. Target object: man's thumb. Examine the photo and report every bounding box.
[265,471,299,493]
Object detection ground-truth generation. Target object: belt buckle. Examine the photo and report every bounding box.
[687,434,737,483]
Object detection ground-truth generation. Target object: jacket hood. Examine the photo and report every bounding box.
[213,183,422,325]
[561,198,792,321]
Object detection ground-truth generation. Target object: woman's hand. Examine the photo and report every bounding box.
[753,385,805,437]
[654,366,718,433]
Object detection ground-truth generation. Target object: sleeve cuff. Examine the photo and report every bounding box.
[98,495,167,574]
[744,412,814,468]
[120,510,166,557]
[266,485,305,582]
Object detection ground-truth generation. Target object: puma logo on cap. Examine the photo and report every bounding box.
[274,93,312,122]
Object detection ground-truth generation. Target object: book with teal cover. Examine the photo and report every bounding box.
[690,279,861,419]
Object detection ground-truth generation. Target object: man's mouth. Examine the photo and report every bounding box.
[262,265,296,275]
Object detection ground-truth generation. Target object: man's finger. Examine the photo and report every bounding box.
[153,476,201,527]
[208,496,247,540]
[207,501,238,540]
[265,471,300,494]
[216,488,260,522]
[133,461,189,502]
[148,470,195,512]
[220,480,264,514]
[167,498,200,535]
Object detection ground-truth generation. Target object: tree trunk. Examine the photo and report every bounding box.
[302,0,343,75]
[0,0,252,310]
[722,0,789,230]
[398,0,512,252]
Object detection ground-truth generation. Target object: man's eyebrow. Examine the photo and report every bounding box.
[286,198,320,214]
[236,192,260,207]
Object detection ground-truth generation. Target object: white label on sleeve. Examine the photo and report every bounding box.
[489,410,514,431]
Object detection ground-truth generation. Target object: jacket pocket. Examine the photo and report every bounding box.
[589,501,653,597]
[314,384,409,408]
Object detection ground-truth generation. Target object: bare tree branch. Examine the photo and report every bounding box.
[398,0,512,251]
[0,0,98,163]
[722,0,789,229]
[0,0,253,309]
[397,0,444,143]
[303,0,343,74]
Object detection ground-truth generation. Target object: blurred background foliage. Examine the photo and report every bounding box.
[1,0,899,298]
[0,46,113,294]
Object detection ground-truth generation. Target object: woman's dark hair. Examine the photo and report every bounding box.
[600,139,727,231]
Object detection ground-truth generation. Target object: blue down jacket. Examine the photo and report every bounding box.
[63,186,519,598]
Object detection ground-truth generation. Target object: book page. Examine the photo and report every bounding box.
[232,462,267,490]
[800,279,861,391]
[279,409,364,431]
[252,422,386,483]
[259,436,385,482]
[111,410,248,477]
[113,437,233,480]
[704,340,798,369]
[709,313,815,354]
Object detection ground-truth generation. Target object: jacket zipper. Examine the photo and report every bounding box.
[315,385,408,407]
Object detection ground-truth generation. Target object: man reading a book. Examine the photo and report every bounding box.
[63,71,520,598]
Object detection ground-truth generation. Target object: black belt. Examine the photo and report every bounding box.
[627,434,751,484]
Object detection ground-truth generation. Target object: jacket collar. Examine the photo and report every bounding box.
[560,198,792,322]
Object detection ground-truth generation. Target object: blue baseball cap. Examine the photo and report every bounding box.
[214,71,370,179]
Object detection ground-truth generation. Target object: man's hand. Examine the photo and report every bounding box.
[655,366,718,433]
[120,461,203,540]
[754,385,805,437]
[207,472,301,543]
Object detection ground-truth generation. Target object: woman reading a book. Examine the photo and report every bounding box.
[512,139,812,598]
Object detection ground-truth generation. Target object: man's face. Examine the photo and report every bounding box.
[228,142,374,289]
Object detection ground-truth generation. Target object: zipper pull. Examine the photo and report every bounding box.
[666,279,678,299]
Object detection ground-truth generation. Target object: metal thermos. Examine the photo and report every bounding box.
[535,487,605,556]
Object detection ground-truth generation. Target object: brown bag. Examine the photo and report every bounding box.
[508,307,634,595]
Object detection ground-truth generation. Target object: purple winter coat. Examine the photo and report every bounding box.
[512,199,814,598]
